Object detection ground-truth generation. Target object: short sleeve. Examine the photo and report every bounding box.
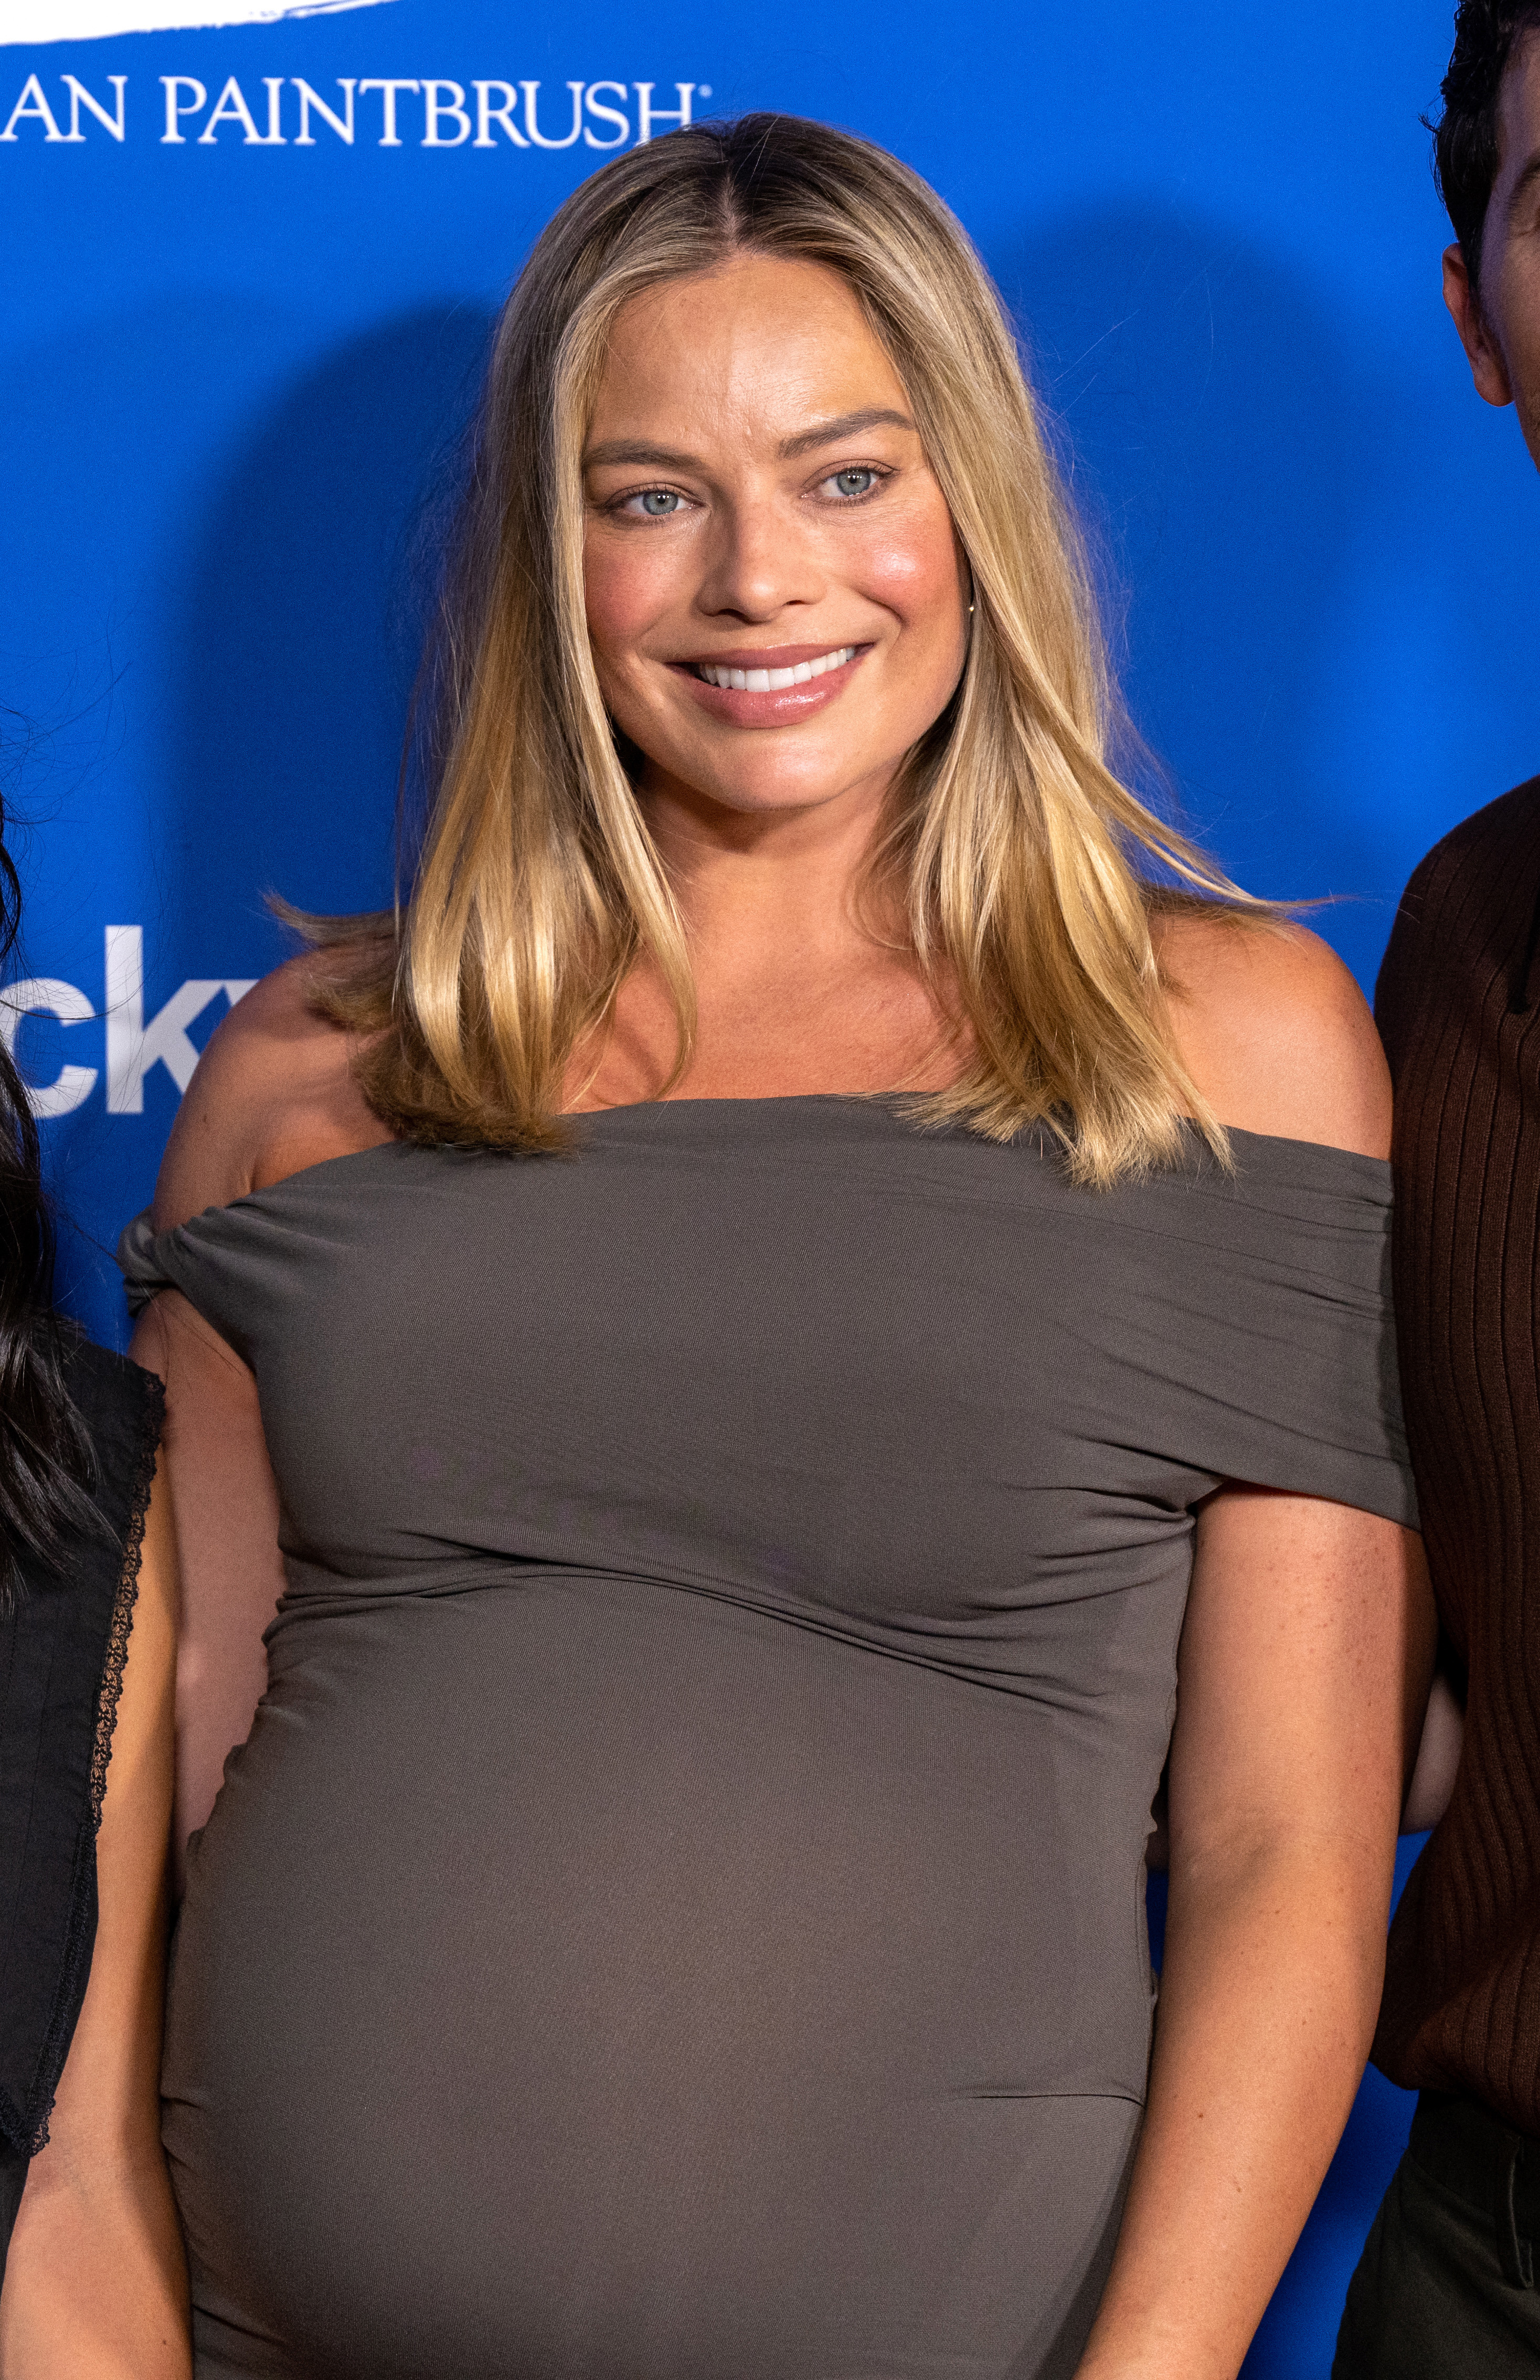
[116,1208,174,1318]
[115,1199,283,1368]
[1110,1129,1419,1531]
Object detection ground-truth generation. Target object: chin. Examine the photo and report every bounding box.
[642,742,879,816]
[689,774,853,817]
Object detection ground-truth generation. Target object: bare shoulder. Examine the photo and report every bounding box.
[151,951,390,1229]
[1152,908,1391,1160]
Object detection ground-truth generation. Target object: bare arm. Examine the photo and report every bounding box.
[1145,1565,1443,1878]
[130,1295,283,1875]
[1074,916,1437,2374]
[1075,1489,1428,2380]
[1152,909,1442,1839]
[0,1470,191,2379]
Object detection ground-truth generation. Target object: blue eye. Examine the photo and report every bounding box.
[634,489,681,517]
[830,468,878,499]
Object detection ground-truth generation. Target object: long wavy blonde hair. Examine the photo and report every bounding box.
[308,112,1255,1184]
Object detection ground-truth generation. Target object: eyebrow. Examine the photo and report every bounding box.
[776,407,916,458]
[583,439,699,471]
[582,407,917,473]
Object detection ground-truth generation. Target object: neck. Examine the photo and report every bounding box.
[564,761,961,1112]
[638,763,902,969]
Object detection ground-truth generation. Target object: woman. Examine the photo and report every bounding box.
[122,117,1429,2379]
[0,796,188,2373]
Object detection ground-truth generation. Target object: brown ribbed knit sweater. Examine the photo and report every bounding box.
[1374,776,1540,2132]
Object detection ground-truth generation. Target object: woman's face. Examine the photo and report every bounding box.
[582,253,970,824]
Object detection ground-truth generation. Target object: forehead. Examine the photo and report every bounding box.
[590,255,909,440]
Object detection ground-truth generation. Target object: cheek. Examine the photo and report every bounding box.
[852,496,964,635]
[582,530,680,670]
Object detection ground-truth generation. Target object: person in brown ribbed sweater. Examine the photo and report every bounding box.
[1334,6,1540,2374]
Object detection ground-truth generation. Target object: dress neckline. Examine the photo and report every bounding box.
[141,1095,1391,1241]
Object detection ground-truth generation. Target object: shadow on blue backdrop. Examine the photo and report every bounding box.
[26,300,494,1340]
[170,300,496,926]
[1005,200,1400,982]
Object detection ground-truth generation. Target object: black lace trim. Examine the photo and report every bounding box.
[86,1370,163,1833]
[25,1368,165,2155]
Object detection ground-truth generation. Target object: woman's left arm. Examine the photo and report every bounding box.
[1074,1485,1431,2380]
[0,1467,191,2379]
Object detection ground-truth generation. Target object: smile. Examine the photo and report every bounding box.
[691,646,857,692]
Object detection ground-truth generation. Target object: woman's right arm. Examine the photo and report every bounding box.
[126,969,291,1867]
[130,957,391,1865]
[129,1293,284,1871]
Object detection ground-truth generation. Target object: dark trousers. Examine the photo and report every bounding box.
[1334,2091,1540,2377]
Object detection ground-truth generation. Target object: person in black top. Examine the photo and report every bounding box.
[0,795,189,2373]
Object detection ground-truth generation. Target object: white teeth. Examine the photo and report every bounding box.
[695,646,854,691]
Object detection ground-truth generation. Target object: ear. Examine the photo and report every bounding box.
[1443,242,1515,406]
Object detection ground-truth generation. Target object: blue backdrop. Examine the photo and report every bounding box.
[3,2,1535,2368]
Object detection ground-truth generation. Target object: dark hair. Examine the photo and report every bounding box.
[1432,0,1540,293]
[0,796,93,1604]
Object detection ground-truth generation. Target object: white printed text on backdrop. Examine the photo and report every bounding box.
[0,72,706,147]
[0,933,255,1119]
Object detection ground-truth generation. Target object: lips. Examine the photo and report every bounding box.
[673,641,867,727]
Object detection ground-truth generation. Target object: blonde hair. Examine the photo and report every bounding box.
[309,112,1255,1184]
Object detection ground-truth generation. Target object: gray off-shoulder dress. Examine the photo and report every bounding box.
[119,1099,1416,2380]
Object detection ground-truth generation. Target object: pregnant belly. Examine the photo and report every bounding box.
[164,1573,1146,2380]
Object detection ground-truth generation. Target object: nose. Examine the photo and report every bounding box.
[696,488,825,625]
